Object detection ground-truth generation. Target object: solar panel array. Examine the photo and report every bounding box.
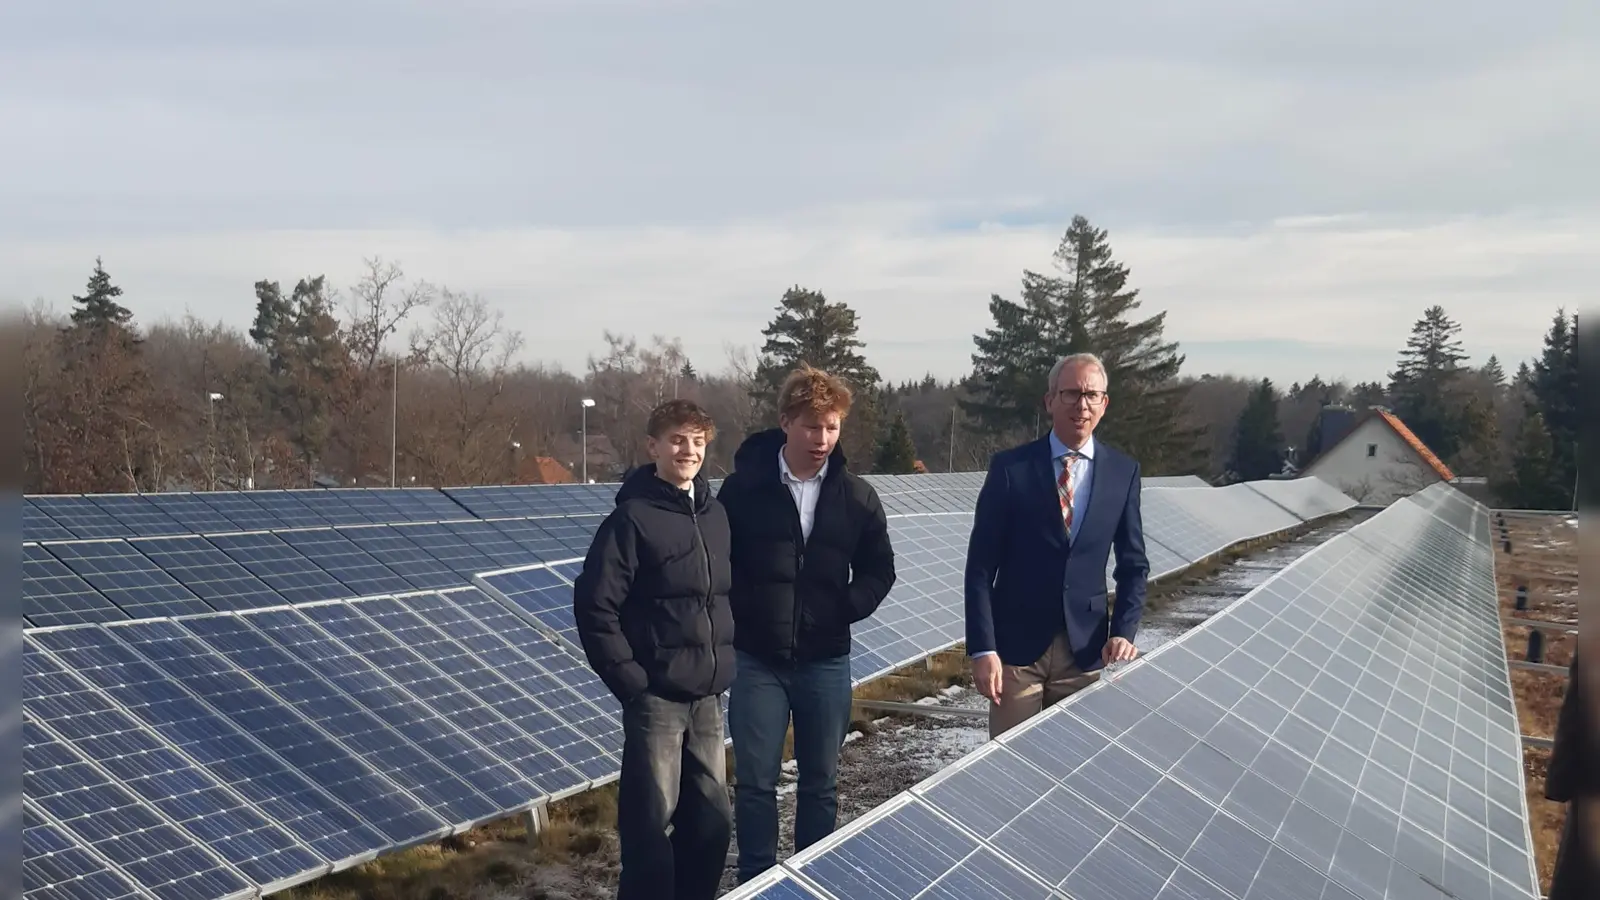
[23,472,1357,900]
[725,482,1538,900]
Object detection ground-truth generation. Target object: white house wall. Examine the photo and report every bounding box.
[1303,417,1443,505]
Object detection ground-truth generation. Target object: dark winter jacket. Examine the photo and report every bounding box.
[572,464,736,704]
[716,428,896,664]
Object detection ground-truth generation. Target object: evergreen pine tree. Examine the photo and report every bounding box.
[1387,305,1472,462]
[1530,309,1578,494]
[963,215,1201,473]
[68,257,135,331]
[1504,409,1565,509]
[250,275,350,481]
[1480,354,1507,389]
[873,411,918,474]
[751,286,883,467]
[1229,379,1284,481]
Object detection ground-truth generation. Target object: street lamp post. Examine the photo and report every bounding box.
[207,392,224,490]
[580,397,595,484]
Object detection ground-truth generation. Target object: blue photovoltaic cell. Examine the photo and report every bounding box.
[320,489,405,525]
[366,488,474,522]
[29,495,134,540]
[24,499,78,543]
[727,483,1536,900]
[23,645,325,889]
[24,719,255,900]
[441,520,542,568]
[412,589,622,760]
[336,525,466,591]
[177,613,504,826]
[86,495,190,538]
[24,544,127,628]
[373,593,616,782]
[272,528,415,598]
[127,536,282,612]
[43,541,214,619]
[297,601,585,796]
[30,626,388,867]
[530,515,602,556]
[108,619,449,846]
[238,493,327,529]
[205,532,353,604]
[389,523,501,577]
[279,491,373,527]
[193,493,289,531]
[485,518,573,563]
[144,493,247,536]
[24,802,148,900]
[477,566,580,644]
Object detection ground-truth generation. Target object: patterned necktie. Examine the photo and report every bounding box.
[1057,451,1078,536]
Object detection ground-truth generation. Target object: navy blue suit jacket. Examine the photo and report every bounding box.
[964,435,1150,671]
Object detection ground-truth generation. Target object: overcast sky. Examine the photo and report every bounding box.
[3,1,1596,386]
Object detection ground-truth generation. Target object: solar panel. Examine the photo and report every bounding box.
[486,517,574,563]
[342,595,614,785]
[127,536,283,612]
[23,544,127,629]
[185,611,511,826]
[295,601,589,797]
[335,525,466,591]
[389,523,501,578]
[205,532,353,604]
[24,498,79,543]
[107,619,450,847]
[24,718,256,900]
[1245,477,1358,523]
[527,514,602,557]
[143,493,247,536]
[29,496,133,540]
[279,491,373,527]
[272,528,416,598]
[725,484,1538,900]
[851,515,968,683]
[419,588,623,758]
[42,541,214,619]
[192,493,289,531]
[29,626,389,869]
[23,644,327,892]
[236,492,328,529]
[24,800,150,900]
[1137,489,1232,569]
[441,520,544,568]
[363,488,474,522]
[84,495,190,537]
[475,565,581,648]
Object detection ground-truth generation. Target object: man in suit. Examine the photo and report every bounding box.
[964,352,1149,739]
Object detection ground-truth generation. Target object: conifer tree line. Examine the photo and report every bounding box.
[14,221,1579,511]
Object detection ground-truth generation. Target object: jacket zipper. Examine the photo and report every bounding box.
[787,481,807,656]
[692,505,717,689]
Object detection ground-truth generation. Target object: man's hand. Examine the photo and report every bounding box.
[1102,637,1138,666]
[971,654,1003,703]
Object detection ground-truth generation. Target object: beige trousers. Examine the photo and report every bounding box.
[988,630,1098,740]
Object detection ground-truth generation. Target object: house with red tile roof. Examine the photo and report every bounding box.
[1302,407,1457,505]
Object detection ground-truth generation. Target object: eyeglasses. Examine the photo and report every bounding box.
[1055,389,1108,406]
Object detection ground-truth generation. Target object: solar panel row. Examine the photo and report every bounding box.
[724,482,1538,900]
[23,473,1359,900]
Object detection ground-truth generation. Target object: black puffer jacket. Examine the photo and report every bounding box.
[572,464,736,703]
[717,429,896,664]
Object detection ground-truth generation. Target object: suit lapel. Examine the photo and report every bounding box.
[1079,444,1121,543]
[1028,437,1065,548]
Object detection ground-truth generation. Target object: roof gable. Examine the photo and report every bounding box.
[1373,410,1455,481]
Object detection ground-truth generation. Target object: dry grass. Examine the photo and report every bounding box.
[1494,514,1575,897]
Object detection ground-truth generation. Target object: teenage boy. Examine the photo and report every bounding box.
[572,399,736,900]
[718,364,897,883]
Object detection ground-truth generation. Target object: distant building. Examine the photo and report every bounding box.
[1302,408,1456,505]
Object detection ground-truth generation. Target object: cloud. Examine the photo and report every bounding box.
[0,1,1593,387]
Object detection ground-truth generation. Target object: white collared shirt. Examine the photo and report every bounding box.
[1049,431,1095,545]
[778,445,828,540]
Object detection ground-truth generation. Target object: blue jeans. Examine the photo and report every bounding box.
[728,649,854,883]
